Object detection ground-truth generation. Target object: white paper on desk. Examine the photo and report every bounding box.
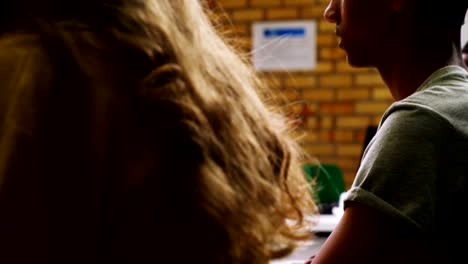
[252,20,317,71]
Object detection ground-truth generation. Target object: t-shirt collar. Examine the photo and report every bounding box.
[415,65,468,93]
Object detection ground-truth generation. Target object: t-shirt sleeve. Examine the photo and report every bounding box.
[345,105,452,234]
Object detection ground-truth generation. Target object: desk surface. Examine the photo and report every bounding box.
[270,213,341,264]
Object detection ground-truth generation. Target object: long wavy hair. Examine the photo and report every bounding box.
[0,1,316,263]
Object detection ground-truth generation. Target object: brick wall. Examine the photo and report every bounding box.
[213,0,394,187]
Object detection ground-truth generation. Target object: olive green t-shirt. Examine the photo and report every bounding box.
[346,65,468,236]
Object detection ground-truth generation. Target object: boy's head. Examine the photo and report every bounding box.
[324,0,468,67]
[419,0,468,29]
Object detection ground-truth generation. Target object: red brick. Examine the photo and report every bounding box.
[267,9,298,19]
[284,0,316,5]
[337,89,370,100]
[218,0,248,8]
[250,0,281,7]
[303,89,335,101]
[302,6,325,18]
[320,75,353,87]
[316,34,337,46]
[319,20,335,33]
[372,87,394,100]
[319,103,354,114]
[304,144,335,156]
[320,47,346,60]
[336,61,369,73]
[355,74,384,86]
[313,62,334,73]
[232,9,264,21]
[337,144,363,157]
[285,75,317,88]
[355,102,390,114]
[336,117,370,128]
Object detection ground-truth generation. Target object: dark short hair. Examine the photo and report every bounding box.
[416,0,468,30]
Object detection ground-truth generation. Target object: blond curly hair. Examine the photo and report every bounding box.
[0,1,316,263]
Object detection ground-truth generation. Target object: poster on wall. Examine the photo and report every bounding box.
[252,20,317,71]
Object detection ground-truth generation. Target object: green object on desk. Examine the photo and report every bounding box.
[304,163,345,204]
